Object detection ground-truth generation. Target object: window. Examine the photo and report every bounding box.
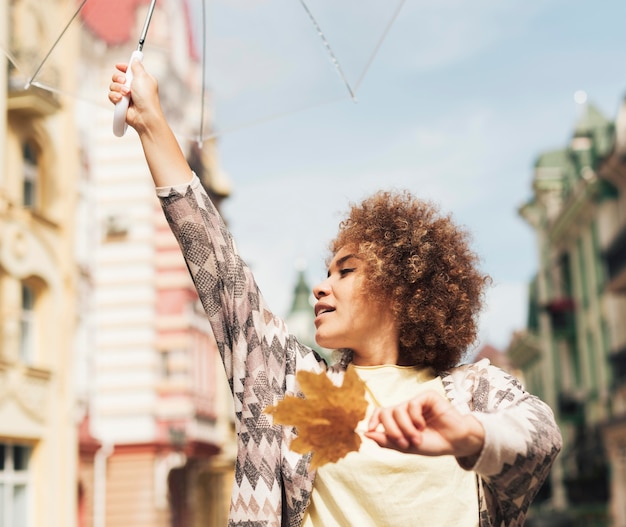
[19,284,36,364]
[160,351,171,379]
[22,142,38,209]
[0,443,32,527]
[160,349,188,383]
[610,346,626,388]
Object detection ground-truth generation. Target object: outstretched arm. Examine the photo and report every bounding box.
[365,389,485,458]
[108,61,191,187]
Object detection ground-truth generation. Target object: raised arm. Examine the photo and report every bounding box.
[108,61,192,187]
[109,61,279,378]
[108,62,325,387]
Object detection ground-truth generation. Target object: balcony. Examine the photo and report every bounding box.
[0,361,52,436]
[7,74,61,117]
[545,297,576,339]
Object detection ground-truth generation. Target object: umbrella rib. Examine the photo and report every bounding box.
[25,0,88,89]
[29,80,109,108]
[353,0,407,93]
[297,0,356,102]
[199,0,208,146]
[0,44,21,72]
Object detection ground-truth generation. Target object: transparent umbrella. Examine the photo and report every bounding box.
[2,0,406,146]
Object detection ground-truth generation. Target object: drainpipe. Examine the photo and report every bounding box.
[93,443,113,527]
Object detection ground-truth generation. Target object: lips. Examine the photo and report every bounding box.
[314,303,335,317]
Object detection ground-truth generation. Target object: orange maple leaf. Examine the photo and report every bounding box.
[264,367,368,469]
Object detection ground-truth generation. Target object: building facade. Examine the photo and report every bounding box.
[3,0,236,525]
[74,1,235,526]
[1,1,82,525]
[596,96,626,527]
[510,100,626,525]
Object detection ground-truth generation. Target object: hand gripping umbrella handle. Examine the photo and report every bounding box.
[113,50,144,137]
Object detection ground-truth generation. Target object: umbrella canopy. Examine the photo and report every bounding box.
[2,0,405,145]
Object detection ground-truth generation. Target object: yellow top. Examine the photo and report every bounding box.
[302,364,479,527]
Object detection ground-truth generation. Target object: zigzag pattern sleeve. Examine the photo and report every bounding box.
[450,360,562,526]
[158,177,325,526]
[157,176,289,397]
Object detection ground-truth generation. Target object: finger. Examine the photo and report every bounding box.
[109,80,130,94]
[108,80,130,104]
[364,428,421,453]
[406,398,427,431]
[111,72,126,85]
[377,409,411,449]
[115,63,129,73]
[130,59,146,77]
[364,430,393,448]
[108,91,123,104]
[391,406,423,446]
[367,408,382,432]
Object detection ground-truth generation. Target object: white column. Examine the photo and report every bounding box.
[93,443,113,527]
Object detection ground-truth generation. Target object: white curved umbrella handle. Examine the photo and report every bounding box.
[113,50,144,137]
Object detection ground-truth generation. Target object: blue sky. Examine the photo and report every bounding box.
[207,0,626,351]
[5,1,623,350]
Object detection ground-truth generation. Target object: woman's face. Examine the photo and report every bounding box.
[312,247,399,365]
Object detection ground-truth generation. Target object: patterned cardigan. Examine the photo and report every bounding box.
[157,176,562,527]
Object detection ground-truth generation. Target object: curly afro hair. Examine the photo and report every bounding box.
[329,189,490,372]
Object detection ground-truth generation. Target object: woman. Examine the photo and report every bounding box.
[109,61,562,527]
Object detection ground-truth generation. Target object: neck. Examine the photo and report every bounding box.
[351,342,399,367]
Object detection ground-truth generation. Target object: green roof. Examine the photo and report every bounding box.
[574,103,610,137]
[289,269,312,313]
[534,149,569,169]
[573,102,614,157]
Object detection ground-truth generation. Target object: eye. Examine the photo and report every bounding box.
[339,268,355,277]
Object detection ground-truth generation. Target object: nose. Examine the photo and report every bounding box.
[313,278,330,299]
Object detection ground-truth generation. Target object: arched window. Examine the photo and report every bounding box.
[19,283,36,364]
[22,142,38,208]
